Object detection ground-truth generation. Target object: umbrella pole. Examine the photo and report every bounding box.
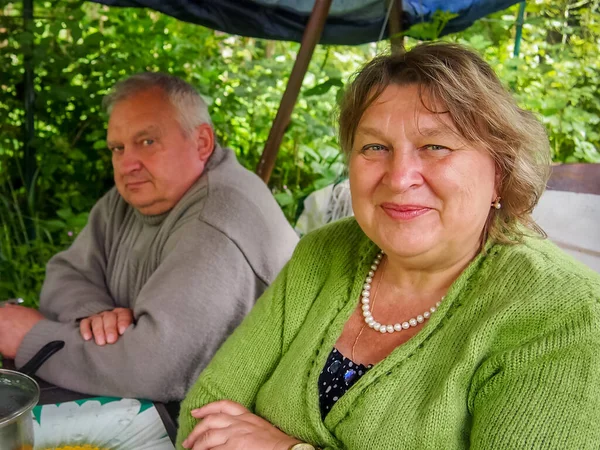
[388,0,404,53]
[256,0,333,184]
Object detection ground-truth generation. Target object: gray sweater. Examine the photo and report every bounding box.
[15,145,298,402]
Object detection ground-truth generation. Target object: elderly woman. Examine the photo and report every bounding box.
[177,43,600,450]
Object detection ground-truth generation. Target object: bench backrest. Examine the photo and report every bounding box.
[533,164,600,272]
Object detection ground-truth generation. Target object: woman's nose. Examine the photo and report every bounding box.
[383,148,425,192]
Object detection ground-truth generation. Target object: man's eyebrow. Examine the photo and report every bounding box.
[132,126,160,140]
[106,139,121,148]
[106,126,160,147]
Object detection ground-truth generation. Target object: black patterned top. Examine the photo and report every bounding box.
[318,348,373,419]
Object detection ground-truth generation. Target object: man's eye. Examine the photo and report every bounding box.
[109,146,124,153]
[142,139,155,146]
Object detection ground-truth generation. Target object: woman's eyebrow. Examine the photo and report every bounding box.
[356,125,387,138]
[416,124,457,138]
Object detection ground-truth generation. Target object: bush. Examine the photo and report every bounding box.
[1,0,598,306]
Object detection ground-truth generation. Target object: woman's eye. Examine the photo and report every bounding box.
[424,144,449,151]
[361,144,388,153]
[109,146,124,154]
[142,139,155,146]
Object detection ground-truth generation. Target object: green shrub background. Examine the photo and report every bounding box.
[1,0,598,307]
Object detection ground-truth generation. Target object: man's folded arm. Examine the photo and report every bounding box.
[15,225,261,402]
[39,192,118,322]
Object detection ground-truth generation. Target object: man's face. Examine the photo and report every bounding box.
[107,87,213,215]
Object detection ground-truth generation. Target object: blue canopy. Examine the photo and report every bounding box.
[90,0,521,45]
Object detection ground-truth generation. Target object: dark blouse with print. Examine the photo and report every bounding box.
[318,348,372,419]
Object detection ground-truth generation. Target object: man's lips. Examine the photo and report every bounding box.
[380,203,433,220]
[125,180,150,189]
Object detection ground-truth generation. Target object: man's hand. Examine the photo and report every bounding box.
[0,305,44,359]
[79,307,134,345]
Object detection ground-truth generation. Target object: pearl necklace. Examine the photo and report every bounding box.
[361,251,443,334]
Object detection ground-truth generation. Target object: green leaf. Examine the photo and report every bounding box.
[273,192,294,207]
[304,78,344,97]
[56,208,73,221]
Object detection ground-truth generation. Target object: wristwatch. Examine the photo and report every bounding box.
[289,444,317,450]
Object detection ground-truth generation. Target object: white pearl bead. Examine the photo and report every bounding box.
[430,306,436,313]
[366,317,374,324]
[416,315,424,323]
[366,277,373,283]
[361,297,369,304]
[363,284,371,291]
[362,304,370,311]
[423,311,430,319]
[371,264,378,270]
[386,325,394,333]
[362,311,371,317]
[402,322,410,329]
[368,321,376,328]
[393,323,402,331]
[368,270,375,277]
[409,318,417,327]
[380,327,387,333]
[436,301,441,307]
[362,290,370,298]
[373,323,381,331]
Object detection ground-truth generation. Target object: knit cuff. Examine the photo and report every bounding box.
[15,319,75,369]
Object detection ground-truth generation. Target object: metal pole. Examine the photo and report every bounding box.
[513,2,526,57]
[256,0,333,184]
[23,0,36,194]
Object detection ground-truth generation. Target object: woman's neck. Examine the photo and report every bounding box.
[381,243,480,297]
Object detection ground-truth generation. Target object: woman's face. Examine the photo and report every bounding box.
[349,84,497,266]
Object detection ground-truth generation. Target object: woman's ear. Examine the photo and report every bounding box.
[195,123,215,163]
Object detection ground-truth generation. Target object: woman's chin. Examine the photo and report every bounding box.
[376,228,440,260]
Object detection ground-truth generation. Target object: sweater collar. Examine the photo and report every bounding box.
[133,209,171,226]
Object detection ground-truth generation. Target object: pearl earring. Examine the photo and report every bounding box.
[491,197,502,210]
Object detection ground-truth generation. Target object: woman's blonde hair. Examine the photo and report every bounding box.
[339,42,551,244]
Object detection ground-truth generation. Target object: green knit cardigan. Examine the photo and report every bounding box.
[177,218,600,449]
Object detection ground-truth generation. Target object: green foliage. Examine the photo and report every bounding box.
[0,0,599,305]
[0,0,370,304]
[451,0,600,163]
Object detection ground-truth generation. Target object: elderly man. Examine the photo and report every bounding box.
[0,73,298,402]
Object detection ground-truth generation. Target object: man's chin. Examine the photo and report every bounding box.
[127,198,172,216]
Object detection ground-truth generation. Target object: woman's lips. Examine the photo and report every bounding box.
[380,203,433,220]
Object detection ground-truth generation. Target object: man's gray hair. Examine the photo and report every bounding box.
[102,72,212,134]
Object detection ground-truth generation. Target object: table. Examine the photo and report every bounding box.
[2,359,179,444]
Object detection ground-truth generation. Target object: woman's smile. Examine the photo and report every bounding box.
[379,202,433,221]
